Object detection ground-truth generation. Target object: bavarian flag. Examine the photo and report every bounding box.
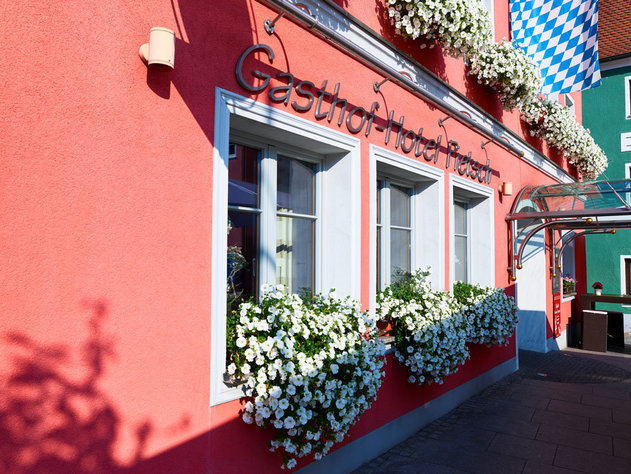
[510,0,601,94]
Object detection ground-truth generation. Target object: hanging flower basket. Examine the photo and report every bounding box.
[377,270,469,386]
[228,287,386,469]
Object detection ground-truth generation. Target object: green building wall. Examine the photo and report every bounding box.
[582,64,631,315]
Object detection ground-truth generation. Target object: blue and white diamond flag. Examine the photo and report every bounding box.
[510,0,601,94]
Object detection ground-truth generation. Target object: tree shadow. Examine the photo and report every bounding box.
[0,301,151,473]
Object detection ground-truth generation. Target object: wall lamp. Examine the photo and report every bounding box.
[500,182,513,196]
[139,27,175,69]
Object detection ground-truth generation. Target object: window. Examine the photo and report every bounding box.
[227,144,259,307]
[212,89,361,405]
[621,256,631,296]
[450,175,494,287]
[552,94,574,116]
[564,94,575,116]
[227,146,318,305]
[560,231,576,298]
[376,179,413,289]
[481,0,494,40]
[453,200,469,283]
[276,156,317,295]
[625,76,631,120]
[369,145,445,306]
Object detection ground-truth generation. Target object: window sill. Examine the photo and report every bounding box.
[561,294,576,303]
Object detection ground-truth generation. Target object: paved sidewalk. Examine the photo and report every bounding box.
[354,349,631,474]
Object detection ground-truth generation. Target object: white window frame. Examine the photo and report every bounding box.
[453,199,470,283]
[275,153,320,294]
[620,255,631,305]
[564,94,575,116]
[369,145,445,312]
[449,174,495,288]
[559,231,576,302]
[212,88,361,405]
[625,164,631,204]
[481,0,495,40]
[625,76,631,120]
[376,178,414,289]
[227,137,322,295]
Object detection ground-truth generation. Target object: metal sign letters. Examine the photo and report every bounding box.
[235,44,495,183]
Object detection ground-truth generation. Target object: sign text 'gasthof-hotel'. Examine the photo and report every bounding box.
[235,44,496,184]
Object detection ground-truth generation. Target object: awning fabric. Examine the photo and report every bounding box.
[506,180,631,279]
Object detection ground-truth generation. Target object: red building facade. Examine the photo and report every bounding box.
[1,0,585,472]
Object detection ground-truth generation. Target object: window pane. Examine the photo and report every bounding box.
[626,259,631,295]
[376,226,381,290]
[228,144,259,208]
[390,184,410,227]
[390,229,410,278]
[276,216,314,295]
[227,210,258,307]
[454,201,467,235]
[454,235,467,282]
[376,181,383,225]
[561,236,575,279]
[277,156,315,215]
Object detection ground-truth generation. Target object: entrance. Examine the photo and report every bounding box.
[516,227,548,352]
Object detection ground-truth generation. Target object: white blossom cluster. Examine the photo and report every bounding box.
[467,41,542,110]
[387,0,492,58]
[230,285,385,469]
[521,98,608,179]
[377,270,469,385]
[454,283,518,346]
[387,0,608,180]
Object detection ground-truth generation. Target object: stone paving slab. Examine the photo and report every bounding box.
[522,461,584,474]
[487,433,556,464]
[353,349,631,474]
[589,419,631,440]
[531,408,590,431]
[547,399,613,421]
[613,407,631,424]
[581,392,631,410]
[535,423,612,454]
[613,437,631,460]
[554,445,631,474]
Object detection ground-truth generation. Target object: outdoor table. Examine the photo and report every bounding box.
[580,294,629,352]
[580,293,631,310]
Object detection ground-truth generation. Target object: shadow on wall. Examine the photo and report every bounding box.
[373,0,447,81]
[142,0,258,141]
[0,301,152,473]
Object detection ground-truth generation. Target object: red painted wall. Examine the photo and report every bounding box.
[0,1,584,472]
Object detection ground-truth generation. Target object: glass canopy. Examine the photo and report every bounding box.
[509,180,631,220]
[506,180,631,280]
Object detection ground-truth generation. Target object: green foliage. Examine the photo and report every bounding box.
[452,281,486,304]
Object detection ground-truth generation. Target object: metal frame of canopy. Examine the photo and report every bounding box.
[506,180,631,281]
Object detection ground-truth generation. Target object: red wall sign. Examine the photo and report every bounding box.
[553,292,561,338]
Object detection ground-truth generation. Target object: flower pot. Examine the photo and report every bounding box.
[594,288,602,296]
[376,319,394,337]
